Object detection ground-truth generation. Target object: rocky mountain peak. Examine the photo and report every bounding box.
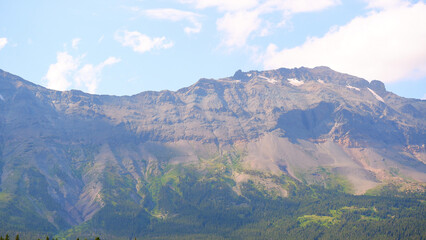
[227,67,386,92]
[369,80,387,94]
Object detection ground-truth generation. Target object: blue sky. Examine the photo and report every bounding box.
[0,0,425,99]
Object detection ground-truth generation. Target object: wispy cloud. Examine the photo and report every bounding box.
[178,0,258,12]
[0,38,8,51]
[271,0,342,14]
[72,38,81,49]
[115,30,174,53]
[98,35,104,43]
[144,8,202,34]
[180,0,340,48]
[180,0,340,13]
[263,2,426,83]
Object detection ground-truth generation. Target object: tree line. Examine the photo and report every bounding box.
[0,236,103,240]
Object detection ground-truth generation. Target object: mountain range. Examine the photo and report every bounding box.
[0,67,425,239]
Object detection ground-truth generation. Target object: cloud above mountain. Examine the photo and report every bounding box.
[143,8,202,34]
[115,30,174,53]
[44,51,80,91]
[44,39,120,93]
[263,1,426,83]
[180,0,341,48]
[74,57,121,94]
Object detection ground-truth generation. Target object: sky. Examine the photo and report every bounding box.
[0,0,425,99]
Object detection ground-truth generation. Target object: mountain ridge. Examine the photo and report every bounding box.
[0,66,398,98]
[0,66,425,237]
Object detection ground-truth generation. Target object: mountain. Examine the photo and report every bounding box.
[0,67,425,239]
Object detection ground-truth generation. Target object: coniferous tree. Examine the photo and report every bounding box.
[0,235,4,240]
[15,234,19,240]
[95,237,100,240]
[46,236,49,240]
[5,234,9,240]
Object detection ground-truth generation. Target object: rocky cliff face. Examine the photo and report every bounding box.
[0,67,424,229]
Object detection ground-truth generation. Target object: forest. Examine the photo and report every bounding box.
[2,172,424,240]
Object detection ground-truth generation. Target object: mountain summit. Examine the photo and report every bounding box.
[0,67,424,238]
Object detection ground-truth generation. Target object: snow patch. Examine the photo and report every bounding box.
[317,79,325,84]
[288,78,304,86]
[367,88,384,102]
[247,73,252,77]
[346,85,360,91]
[0,94,4,101]
[259,75,278,84]
[217,79,240,83]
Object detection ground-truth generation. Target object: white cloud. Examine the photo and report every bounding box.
[179,0,258,12]
[259,0,341,14]
[180,0,340,48]
[44,51,80,91]
[44,44,120,93]
[127,6,141,12]
[185,23,202,34]
[115,30,174,53]
[74,57,121,94]
[364,0,410,10]
[101,56,121,66]
[144,8,202,34]
[181,0,340,12]
[422,93,426,100]
[217,10,261,48]
[0,38,7,51]
[263,2,426,83]
[72,38,81,49]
